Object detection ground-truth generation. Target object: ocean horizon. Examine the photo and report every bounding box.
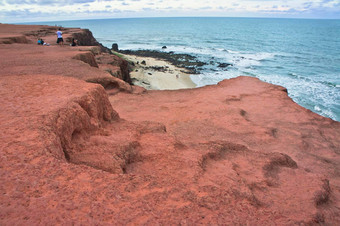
[22,17,340,122]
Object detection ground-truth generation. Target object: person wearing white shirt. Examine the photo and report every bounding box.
[56,28,64,46]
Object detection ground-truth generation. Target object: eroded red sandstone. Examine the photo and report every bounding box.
[1,24,340,225]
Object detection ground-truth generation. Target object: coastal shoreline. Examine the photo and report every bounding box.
[116,51,197,90]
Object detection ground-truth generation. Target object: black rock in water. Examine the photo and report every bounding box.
[217,62,233,68]
[112,43,119,51]
[162,46,167,49]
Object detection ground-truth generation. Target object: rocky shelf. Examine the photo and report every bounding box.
[119,49,207,74]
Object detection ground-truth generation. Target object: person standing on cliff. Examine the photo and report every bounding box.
[56,28,63,46]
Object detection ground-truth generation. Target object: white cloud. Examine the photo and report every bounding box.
[0,0,339,23]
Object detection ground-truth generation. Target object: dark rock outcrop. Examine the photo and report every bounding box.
[218,62,233,68]
[112,43,119,51]
[71,29,111,54]
[96,54,132,84]
[119,49,207,74]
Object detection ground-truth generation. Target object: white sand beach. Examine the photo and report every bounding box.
[117,52,197,90]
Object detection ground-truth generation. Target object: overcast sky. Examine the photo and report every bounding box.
[1,0,340,23]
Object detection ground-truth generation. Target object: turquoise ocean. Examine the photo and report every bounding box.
[26,17,340,121]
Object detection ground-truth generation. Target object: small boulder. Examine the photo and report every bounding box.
[112,43,119,51]
[218,62,233,68]
[162,46,167,49]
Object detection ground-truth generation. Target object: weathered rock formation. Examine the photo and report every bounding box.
[96,53,132,84]
[112,43,119,51]
[72,51,99,68]
[1,24,340,225]
[70,29,111,54]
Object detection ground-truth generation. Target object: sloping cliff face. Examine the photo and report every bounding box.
[95,53,132,84]
[70,29,131,83]
[1,24,340,225]
[68,28,131,83]
[0,35,29,44]
[70,29,111,54]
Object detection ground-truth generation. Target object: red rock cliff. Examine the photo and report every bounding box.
[0,24,340,225]
[70,29,111,54]
[70,28,131,84]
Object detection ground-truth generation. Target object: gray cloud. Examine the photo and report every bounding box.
[1,8,49,17]
[321,0,340,7]
[5,0,96,5]
[303,2,313,9]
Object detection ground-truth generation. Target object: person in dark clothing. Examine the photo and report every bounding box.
[37,38,44,45]
[70,38,78,46]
